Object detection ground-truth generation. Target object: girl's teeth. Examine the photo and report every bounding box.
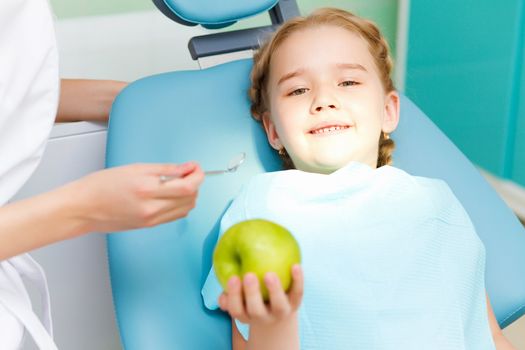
[312,126,347,134]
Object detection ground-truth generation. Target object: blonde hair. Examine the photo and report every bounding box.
[249,7,395,169]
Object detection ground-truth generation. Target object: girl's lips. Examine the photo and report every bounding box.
[309,124,352,135]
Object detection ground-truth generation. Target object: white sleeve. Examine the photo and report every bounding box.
[0,0,59,205]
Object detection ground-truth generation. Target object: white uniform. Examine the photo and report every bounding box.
[0,0,59,348]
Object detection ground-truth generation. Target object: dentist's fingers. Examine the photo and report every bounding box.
[144,194,198,226]
[288,264,304,310]
[243,273,269,321]
[75,162,205,233]
[155,163,204,199]
[265,272,291,319]
[155,162,200,179]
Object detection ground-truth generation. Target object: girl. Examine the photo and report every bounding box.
[202,8,515,350]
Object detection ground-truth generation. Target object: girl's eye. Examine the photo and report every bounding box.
[289,87,308,96]
[339,80,358,87]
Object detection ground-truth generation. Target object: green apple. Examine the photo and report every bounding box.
[213,219,301,301]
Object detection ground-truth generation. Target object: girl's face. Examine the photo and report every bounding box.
[263,25,399,173]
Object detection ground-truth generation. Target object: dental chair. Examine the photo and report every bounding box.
[105,1,525,349]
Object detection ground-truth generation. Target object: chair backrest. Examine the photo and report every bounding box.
[106,58,525,349]
[105,2,525,349]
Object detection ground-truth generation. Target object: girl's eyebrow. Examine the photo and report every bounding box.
[336,63,368,72]
[277,68,305,86]
[277,63,368,86]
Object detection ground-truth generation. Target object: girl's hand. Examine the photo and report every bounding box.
[68,161,204,234]
[218,264,304,326]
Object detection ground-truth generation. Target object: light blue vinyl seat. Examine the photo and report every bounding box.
[105,2,525,349]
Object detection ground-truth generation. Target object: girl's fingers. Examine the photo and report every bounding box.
[243,273,269,321]
[288,264,304,310]
[223,268,304,326]
[218,293,228,311]
[226,276,249,324]
[265,272,291,319]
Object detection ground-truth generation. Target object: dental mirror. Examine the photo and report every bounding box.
[159,152,246,183]
[204,152,246,175]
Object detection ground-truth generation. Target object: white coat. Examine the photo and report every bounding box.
[0,0,60,348]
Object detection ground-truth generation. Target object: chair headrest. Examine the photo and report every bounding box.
[153,0,279,28]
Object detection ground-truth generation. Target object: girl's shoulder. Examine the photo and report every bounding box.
[382,166,469,224]
[380,165,452,193]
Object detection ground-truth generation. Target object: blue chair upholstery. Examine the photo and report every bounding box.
[161,0,277,26]
[105,58,525,349]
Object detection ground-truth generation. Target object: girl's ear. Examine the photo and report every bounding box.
[262,112,282,150]
[382,91,400,134]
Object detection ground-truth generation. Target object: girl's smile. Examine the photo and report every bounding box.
[308,122,354,135]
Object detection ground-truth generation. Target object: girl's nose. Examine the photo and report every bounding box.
[310,90,340,114]
[314,104,337,112]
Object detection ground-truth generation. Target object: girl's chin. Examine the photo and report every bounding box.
[300,160,352,174]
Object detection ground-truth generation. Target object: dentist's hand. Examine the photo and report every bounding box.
[70,162,204,234]
[0,162,204,260]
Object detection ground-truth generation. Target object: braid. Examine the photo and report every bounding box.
[249,47,269,121]
[377,132,395,167]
